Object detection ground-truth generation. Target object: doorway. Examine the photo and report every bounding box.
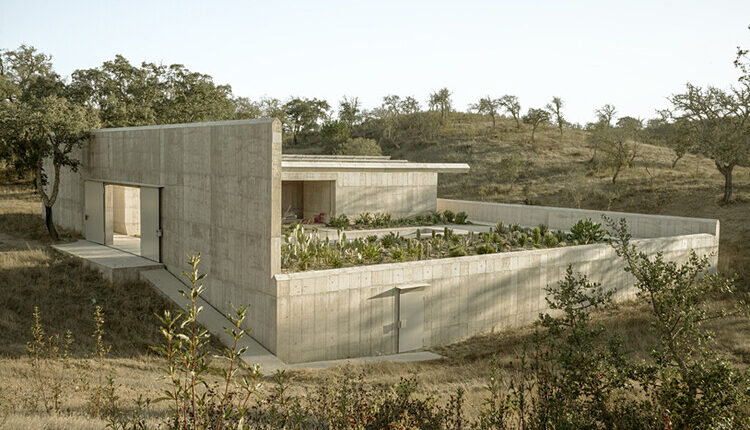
[109,185,141,255]
[83,180,161,262]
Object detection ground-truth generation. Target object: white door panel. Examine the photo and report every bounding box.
[398,289,425,352]
[84,181,105,244]
[140,187,160,262]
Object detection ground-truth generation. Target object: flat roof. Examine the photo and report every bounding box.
[281,159,470,173]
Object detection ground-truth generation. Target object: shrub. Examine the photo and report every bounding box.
[606,216,750,428]
[454,211,469,224]
[449,246,466,257]
[334,137,382,156]
[543,231,559,248]
[569,218,606,244]
[443,210,455,223]
[327,214,349,229]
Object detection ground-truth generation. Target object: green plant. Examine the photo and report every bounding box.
[454,211,469,224]
[477,244,495,254]
[381,232,400,248]
[327,214,349,229]
[569,218,606,245]
[391,248,405,261]
[606,216,750,428]
[154,254,263,429]
[531,227,542,245]
[449,246,467,257]
[443,210,455,223]
[354,212,373,226]
[543,231,559,248]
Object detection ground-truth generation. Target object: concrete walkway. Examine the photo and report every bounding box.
[52,240,163,282]
[51,240,443,375]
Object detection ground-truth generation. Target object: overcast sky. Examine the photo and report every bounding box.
[2,0,749,123]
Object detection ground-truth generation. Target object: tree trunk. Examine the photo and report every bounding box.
[515,116,520,129]
[671,155,682,169]
[722,166,733,203]
[45,205,59,241]
[612,165,621,184]
[491,114,496,128]
[716,161,734,203]
[530,126,536,142]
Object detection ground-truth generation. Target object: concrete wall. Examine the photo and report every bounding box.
[112,185,140,236]
[281,181,303,219]
[46,119,282,352]
[334,171,437,218]
[302,181,334,221]
[437,199,720,240]
[273,233,717,363]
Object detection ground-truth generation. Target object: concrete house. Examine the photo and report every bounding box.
[49,119,720,364]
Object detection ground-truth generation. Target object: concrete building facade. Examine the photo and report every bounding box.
[48,119,721,364]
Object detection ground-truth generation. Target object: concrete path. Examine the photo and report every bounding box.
[52,240,163,282]
[51,240,444,375]
[286,351,443,370]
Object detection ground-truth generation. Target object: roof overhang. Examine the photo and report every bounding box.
[281,160,470,174]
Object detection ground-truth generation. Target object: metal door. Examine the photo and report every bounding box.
[84,181,105,244]
[398,288,425,352]
[140,187,160,262]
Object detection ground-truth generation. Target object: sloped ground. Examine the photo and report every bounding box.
[1,118,750,426]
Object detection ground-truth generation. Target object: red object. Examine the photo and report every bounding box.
[314,213,325,223]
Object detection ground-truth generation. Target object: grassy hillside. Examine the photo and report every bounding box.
[1,116,749,427]
[384,114,750,290]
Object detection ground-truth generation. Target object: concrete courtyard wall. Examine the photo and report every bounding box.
[437,199,720,240]
[46,119,282,352]
[273,233,717,363]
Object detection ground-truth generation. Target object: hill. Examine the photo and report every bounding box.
[1,115,749,427]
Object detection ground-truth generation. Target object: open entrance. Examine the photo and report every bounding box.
[281,180,335,224]
[108,185,142,255]
[83,180,161,262]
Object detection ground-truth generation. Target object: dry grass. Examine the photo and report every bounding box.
[1,118,750,426]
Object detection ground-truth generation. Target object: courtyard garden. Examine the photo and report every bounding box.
[281,213,608,271]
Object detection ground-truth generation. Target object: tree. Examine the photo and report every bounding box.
[0,45,54,103]
[589,116,641,184]
[522,108,550,142]
[498,95,522,129]
[320,120,350,152]
[645,112,695,168]
[232,97,262,119]
[471,96,501,128]
[337,96,361,129]
[283,97,330,144]
[428,88,452,121]
[398,96,420,114]
[669,83,750,203]
[546,96,565,136]
[595,104,617,127]
[68,55,236,127]
[0,95,98,240]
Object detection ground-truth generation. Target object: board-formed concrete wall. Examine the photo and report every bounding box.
[273,233,717,363]
[437,199,720,240]
[334,171,437,218]
[47,119,282,351]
